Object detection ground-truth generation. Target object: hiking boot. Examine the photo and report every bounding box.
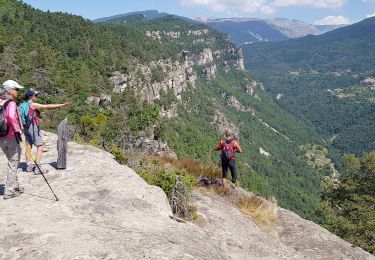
[33,167,49,175]
[3,192,21,200]
[26,164,34,172]
[229,183,236,189]
[15,187,25,194]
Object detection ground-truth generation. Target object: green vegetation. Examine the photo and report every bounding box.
[139,168,195,197]
[242,17,375,157]
[317,152,375,254]
[158,70,323,218]
[243,18,375,252]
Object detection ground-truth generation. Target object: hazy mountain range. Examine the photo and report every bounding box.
[201,17,344,45]
[94,10,346,45]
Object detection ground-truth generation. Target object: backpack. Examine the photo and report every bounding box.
[19,101,36,128]
[0,100,12,137]
[222,138,235,160]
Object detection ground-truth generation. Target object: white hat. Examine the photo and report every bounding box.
[2,80,24,90]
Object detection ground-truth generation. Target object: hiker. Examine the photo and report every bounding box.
[214,128,243,188]
[19,88,69,174]
[0,80,24,199]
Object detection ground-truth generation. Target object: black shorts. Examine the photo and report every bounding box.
[221,159,237,183]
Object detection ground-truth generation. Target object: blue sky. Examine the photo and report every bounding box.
[22,0,375,25]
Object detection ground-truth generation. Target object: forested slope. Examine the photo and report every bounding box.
[242,17,375,156]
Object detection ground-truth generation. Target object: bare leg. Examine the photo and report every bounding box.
[35,145,43,165]
[222,177,228,188]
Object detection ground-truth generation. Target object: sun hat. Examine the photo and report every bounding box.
[2,80,24,90]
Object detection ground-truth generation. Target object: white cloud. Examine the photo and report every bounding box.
[180,0,267,13]
[272,0,345,8]
[180,0,346,15]
[260,5,276,14]
[367,12,375,18]
[314,15,350,25]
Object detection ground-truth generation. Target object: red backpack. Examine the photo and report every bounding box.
[222,138,235,160]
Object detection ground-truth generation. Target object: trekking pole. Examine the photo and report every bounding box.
[18,135,59,201]
[16,109,59,201]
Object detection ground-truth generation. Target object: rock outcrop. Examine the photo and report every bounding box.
[110,59,196,102]
[0,132,220,259]
[0,132,374,259]
[226,95,256,115]
[194,190,374,260]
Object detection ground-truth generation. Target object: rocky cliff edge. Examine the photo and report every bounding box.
[0,132,374,260]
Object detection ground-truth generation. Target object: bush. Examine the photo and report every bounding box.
[111,145,128,165]
[138,168,195,197]
[151,65,167,83]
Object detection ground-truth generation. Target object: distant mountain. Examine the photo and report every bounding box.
[204,18,288,44]
[314,24,345,34]
[267,18,320,38]
[94,10,196,24]
[242,16,375,156]
[200,17,346,45]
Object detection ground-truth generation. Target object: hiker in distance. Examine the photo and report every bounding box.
[19,88,70,174]
[0,80,24,199]
[214,128,243,188]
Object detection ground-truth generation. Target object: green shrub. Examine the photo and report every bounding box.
[111,145,128,165]
[151,65,167,83]
[138,169,196,197]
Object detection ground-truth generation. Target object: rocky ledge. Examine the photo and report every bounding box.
[0,132,374,260]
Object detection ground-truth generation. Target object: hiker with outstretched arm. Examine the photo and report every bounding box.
[0,80,24,199]
[214,128,243,188]
[19,88,69,174]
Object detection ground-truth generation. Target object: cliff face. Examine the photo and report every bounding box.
[109,45,245,103]
[0,132,374,260]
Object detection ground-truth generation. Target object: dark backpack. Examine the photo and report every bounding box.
[0,100,12,137]
[222,139,235,160]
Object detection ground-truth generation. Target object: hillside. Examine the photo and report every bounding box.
[1,132,374,259]
[93,10,196,24]
[242,16,375,156]
[0,0,325,219]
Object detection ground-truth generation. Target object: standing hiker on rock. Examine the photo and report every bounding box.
[214,128,243,188]
[0,80,24,199]
[19,88,69,174]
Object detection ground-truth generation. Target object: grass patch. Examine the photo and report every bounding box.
[198,183,278,231]
[135,155,202,220]
[238,195,278,231]
[161,157,221,178]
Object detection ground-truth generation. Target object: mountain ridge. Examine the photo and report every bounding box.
[93,10,346,45]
